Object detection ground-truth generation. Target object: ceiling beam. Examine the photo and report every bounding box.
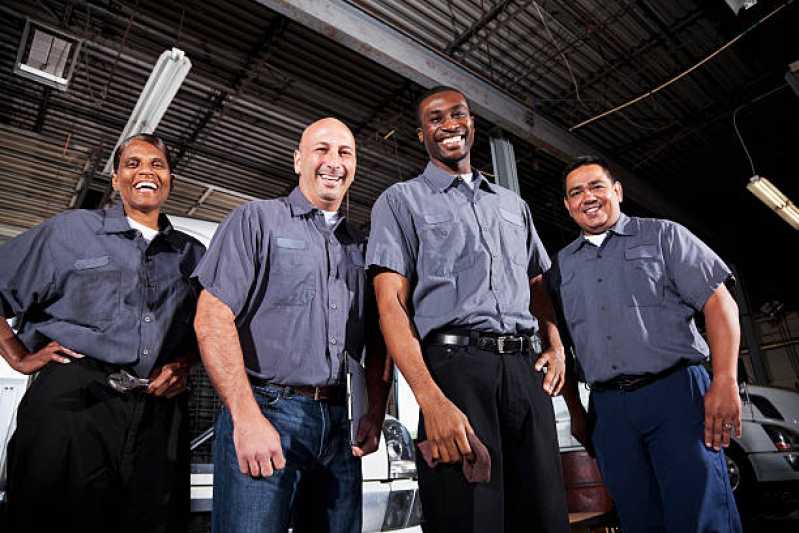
[255,0,706,230]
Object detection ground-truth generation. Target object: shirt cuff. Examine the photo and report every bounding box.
[367,249,412,279]
[688,267,732,311]
[194,274,242,317]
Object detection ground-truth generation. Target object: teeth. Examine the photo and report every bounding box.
[134,182,157,191]
[441,136,464,147]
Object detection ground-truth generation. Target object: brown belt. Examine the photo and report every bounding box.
[248,376,346,403]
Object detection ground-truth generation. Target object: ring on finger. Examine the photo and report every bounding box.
[722,421,734,432]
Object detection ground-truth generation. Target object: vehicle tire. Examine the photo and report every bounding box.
[725,446,756,520]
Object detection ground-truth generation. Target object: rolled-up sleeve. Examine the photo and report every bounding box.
[192,204,261,317]
[367,189,416,278]
[523,201,552,279]
[664,222,732,311]
[0,223,57,318]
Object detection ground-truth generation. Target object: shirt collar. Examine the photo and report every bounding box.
[100,202,181,248]
[286,186,359,240]
[565,212,635,254]
[288,186,316,217]
[422,161,495,194]
[610,212,635,236]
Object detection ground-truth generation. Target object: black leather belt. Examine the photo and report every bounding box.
[590,360,701,392]
[426,330,542,355]
[248,376,346,403]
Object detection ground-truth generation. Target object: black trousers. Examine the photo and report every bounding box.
[417,343,570,533]
[6,357,189,533]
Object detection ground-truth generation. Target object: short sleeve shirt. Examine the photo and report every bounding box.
[0,203,206,377]
[192,187,368,386]
[556,213,732,383]
[367,162,551,340]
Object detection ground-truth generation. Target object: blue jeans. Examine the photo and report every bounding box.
[590,365,742,533]
[212,383,362,533]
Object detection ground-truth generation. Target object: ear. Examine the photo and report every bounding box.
[563,197,570,213]
[111,172,119,192]
[615,180,623,203]
[416,128,424,144]
[293,149,301,175]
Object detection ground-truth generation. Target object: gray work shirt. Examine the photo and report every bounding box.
[556,213,732,384]
[192,187,368,386]
[367,162,550,340]
[0,203,205,377]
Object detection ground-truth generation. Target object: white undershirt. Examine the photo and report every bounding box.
[322,210,340,227]
[584,232,608,247]
[127,217,159,242]
[459,173,474,189]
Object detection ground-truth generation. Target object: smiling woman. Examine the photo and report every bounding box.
[0,131,206,532]
[112,134,174,230]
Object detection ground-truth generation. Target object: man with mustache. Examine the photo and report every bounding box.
[0,133,205,532]
[554,156,742,532]
[367,87,570,532]
[193,117,389,532]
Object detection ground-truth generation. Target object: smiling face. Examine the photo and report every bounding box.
[417,90,474,174]
[112,139,171,218]
[294,118,356,212]
[564,163,623,234]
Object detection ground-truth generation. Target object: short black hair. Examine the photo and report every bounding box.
[415,85,468,127]
[561,155,615,197]
[112,133,173,174]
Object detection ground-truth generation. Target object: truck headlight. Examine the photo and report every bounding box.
[762,424,799,452]
[383,418,416,479]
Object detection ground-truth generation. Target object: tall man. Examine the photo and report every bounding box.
[0,133,204,532]
[193,117,389,533]
[555,156,742,532]
[368,86,570,533]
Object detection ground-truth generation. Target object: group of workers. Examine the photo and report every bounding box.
[0,86,743,533]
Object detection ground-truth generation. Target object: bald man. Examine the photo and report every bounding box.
[193,118,389,532]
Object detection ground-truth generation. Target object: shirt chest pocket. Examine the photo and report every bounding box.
[559,270,585,328]
[498,207,527,267]
[420,212,474,276]
[64,255,121,328]
[267,237,315,306]
[623,244,664,307]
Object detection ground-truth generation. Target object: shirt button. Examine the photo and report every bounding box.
[600,305,606,311]
[612,364,618,370]
[143,348,150,357]
[597,278,603,283]
[329,337,337,345]
[143,315,152,323]
[606,335,612,340]
[330,303,338,310]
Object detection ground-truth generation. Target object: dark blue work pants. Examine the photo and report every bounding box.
[590,365,742,533]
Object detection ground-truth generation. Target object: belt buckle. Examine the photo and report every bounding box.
[313,386,321,401]
[108,369,149,393]
[496,336,520,354]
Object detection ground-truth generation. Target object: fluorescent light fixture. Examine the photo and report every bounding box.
[103,48,192,175]
[747,175,799,230]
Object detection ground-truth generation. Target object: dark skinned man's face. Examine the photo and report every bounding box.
[416,90,475,174]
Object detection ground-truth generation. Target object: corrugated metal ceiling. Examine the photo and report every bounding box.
[0,0,795,257]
